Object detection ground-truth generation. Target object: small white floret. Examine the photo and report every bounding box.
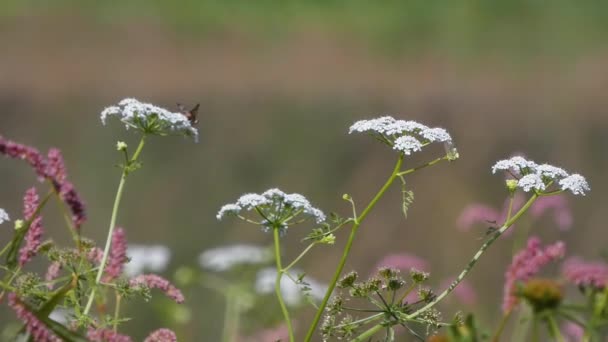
[393,136,423,155]
[0,209,9,225]
[518,174,546,192]
[559,174,590,196]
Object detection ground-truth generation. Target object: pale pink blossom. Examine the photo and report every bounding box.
[130,274,185,303]
[562,257,608,289]
[144,328,177,342]
[530,195,572,231]
[87,328,133,342]
[19,187,44,266]
[502,237,565,312]
[8,293,61,342]
[103,227,128,281]
[439,278,477,306]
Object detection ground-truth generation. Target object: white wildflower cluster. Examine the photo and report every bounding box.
[0,209,9,225]
[492,156,590,195]
[198,244,273,272]
[255,267,327,306]
[348,116,456,157]
[125,245,171,277]
[217,188,326,230]
[100,98,198,141]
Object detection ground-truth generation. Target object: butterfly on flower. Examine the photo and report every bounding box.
[176,103,200,125]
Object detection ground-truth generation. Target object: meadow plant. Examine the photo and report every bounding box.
[0,104,601,342]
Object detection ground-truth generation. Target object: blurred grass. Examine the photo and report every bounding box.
[3,0,608,59]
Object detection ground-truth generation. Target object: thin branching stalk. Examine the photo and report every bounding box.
[352,193,539,341]
[273,227,295,342]
[83,135,146,315]
[304,154,404,342]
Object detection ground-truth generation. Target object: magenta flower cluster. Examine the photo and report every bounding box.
[8,293,61,342]
[19,187,44,266]
[130,274,185,304]
[502,237,565,312]
[562,257,608,289]
[0,136,86,228]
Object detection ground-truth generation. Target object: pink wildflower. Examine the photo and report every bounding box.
[87,328,133,342]
[87,247,104,264]
[0,137,86,228]
[0,136,47,180]
[502,237,565,313]
[562,257,608,289]
[243,323,291,342]
[103,227,128,281]
[457,193,525,232]
[8,293,61,342]
[19,187,44,266]
[45,261,62,290]
[130,274,185,303]
[144,328,177,342]
[530,195,572,231]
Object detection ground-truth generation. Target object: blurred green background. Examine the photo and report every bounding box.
[1,1,607,340]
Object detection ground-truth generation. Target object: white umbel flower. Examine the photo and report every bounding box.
[559,174,590,196]
[518,174,546,192]
[349,116,457,158]
[198,245,272,272]
[255,267,327,306]
[0,209,9,225]
[393,136,423,155]
[217,188,326,232]
[101,98,198,141]
[492,156,589,195]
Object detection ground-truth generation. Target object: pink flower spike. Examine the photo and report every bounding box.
[562,321,584,342]
[87,328,133,342]
[103,227,128,281]
[130,274,185,303]
[45,262,62,290]
[8,293,61,342]
[144,328,177,342]
[0,136,47,180]
[562,257,608,289]
[46,148,67,184]
[502,237,565,313]
[19,188,45,266]
[530,195,573,231]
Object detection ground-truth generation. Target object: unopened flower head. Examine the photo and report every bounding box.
[0,208,9,225]
[348,116,456,157]
[217,188,326,234]
[101,98,198,141]
[198,244,272,272]
[492,156,589,195]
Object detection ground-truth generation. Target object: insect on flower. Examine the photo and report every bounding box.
[177,103,200,125]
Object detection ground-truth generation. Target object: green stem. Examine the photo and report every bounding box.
[284,242,317,272]
[304,155,404,342]
[273,228,295,342]
[351,324,385,342]
[546,313,565,342]
[83,135,146,315]
[492,309,512,342]
[396,156,446,177]
[113,293,121,331]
